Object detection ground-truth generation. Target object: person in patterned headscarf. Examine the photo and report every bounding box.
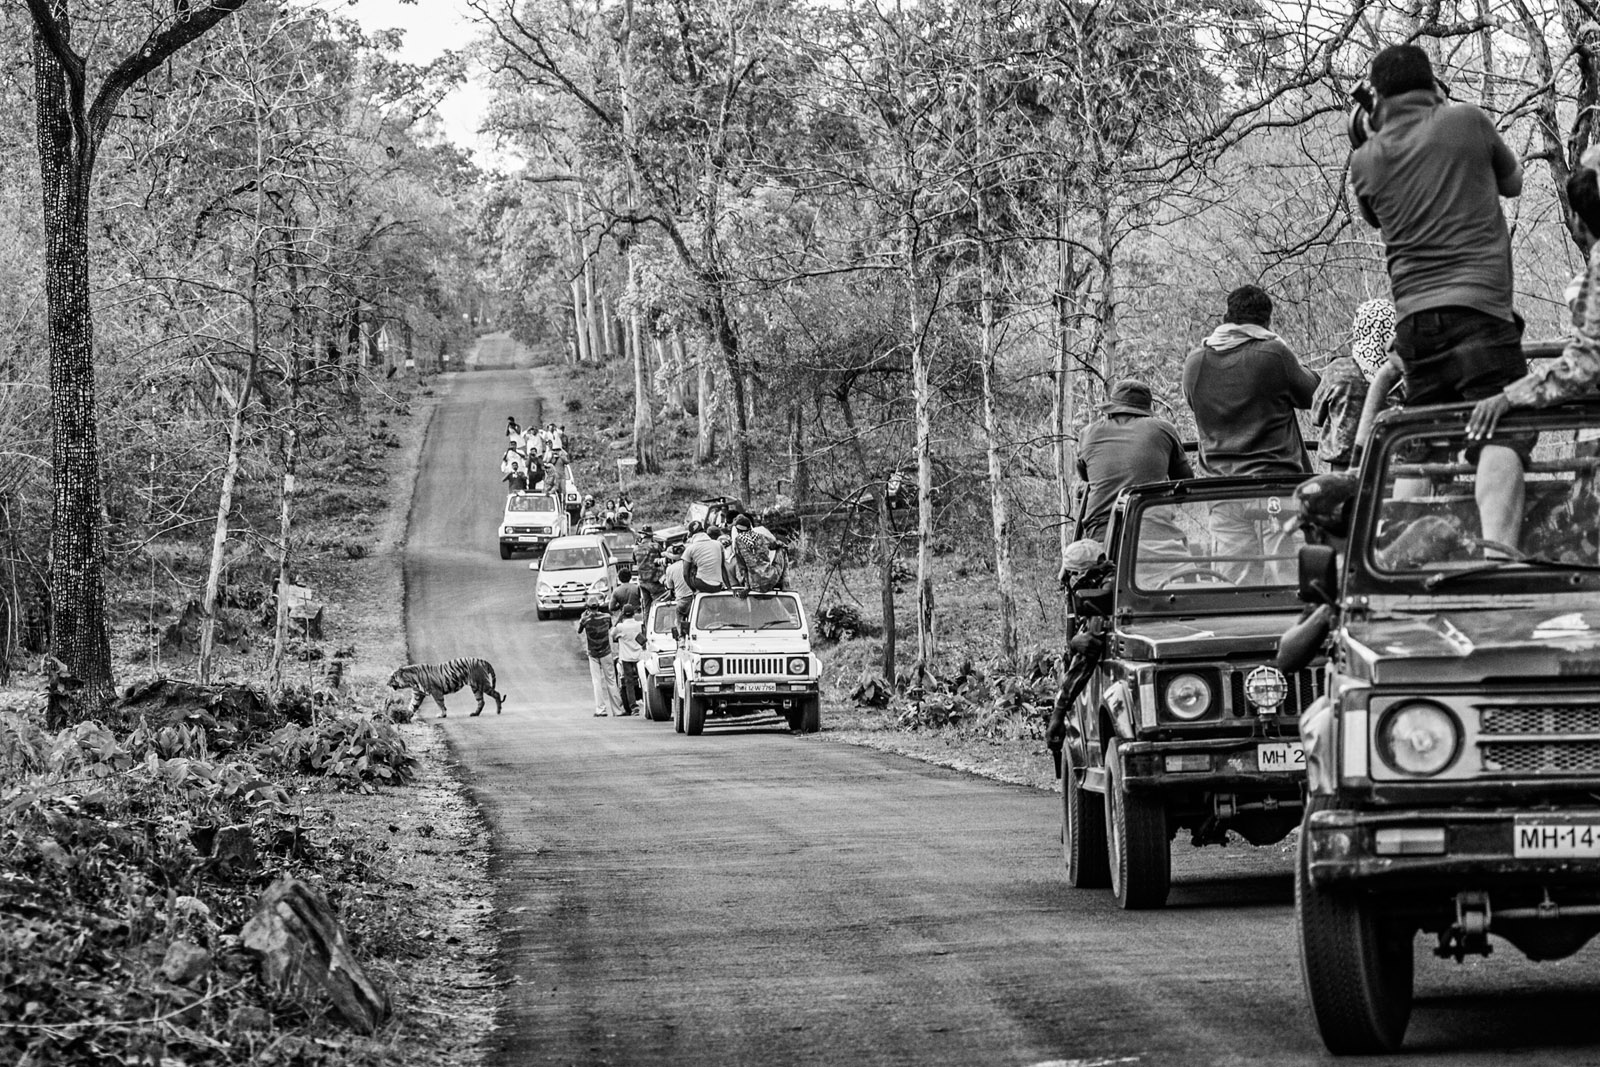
[1314,299,1395,470]
[1469,145,1600,441]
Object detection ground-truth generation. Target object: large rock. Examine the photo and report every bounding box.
[241,877,391,1034]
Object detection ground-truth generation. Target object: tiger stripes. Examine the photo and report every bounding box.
[387,658,505,717]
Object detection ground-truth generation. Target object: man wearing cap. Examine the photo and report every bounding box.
[1184,285,1318,582]
[1046,538,1116,762]
[634,525,664,611]
[1076,378,1193,541]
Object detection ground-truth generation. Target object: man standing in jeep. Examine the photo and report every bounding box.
[1349,43,1527,552]
[1075,379,1192,541]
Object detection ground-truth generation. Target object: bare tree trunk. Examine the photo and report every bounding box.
[1094,188,1119,383]
[839,387,895,681]
[1053,223,1083,568]
[787,399,810,504]
[904,212,936,681]
[696,353,717,464]
[564,196,593,361]
[705,291,751,500]
[976,198,1016,664]
[33,11,112,710]
[628,252,658,473]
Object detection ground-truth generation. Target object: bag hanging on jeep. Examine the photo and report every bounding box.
[744,547,788,593]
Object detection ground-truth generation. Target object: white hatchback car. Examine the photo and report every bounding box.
[531,534,617,620]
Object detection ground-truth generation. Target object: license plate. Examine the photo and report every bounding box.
[1256,742,1305,772]
[734,683,767,693]
[1514,821,1600,858]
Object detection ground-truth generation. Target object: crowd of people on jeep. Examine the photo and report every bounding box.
[1048,40,1600,760]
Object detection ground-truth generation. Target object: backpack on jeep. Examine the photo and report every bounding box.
[741,544,788,593]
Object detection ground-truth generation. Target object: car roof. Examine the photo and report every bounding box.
[545,534,608,549]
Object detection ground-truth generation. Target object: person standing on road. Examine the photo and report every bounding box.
[1350,43,1528,554]
[612,604,645,714]
[610,570,642,621]
[1075,379,1193,542]
[576,595,625,717]
[1183,285,1319,582]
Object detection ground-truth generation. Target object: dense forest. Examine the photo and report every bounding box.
[6,0,1598,703]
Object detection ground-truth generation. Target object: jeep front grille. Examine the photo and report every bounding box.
[1481,705,1600,736]
[1480,741,1600,775]
[722,656,785,676]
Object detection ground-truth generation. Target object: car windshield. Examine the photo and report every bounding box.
[649,602,675,634]
[603,532,633,549]
[694,594,801,631]
[1129,491,1305,593]
[507,494,557,514]
[1367,416,1600,589]
[542,545,604,570]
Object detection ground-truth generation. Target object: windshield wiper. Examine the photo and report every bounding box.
[1424,556,1600,590]
[754,619,797,630]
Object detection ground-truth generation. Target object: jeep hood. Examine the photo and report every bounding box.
[690,633,810,653]
[1347,605,1600,683]
[1117,610,1301,659]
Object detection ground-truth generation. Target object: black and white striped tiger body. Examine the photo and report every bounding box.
[387,658,505,717]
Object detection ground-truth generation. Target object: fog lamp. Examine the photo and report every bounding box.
[1244,665,1288,712]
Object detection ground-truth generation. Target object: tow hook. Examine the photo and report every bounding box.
[1214,793,1236,819]
[1436,890,1493,961]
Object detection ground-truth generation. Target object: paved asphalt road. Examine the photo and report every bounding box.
[406,365,1600,1066]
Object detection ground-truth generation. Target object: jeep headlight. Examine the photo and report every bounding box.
[700,657,722,677]
[1164,673,1212,720]
[1244,665,1287,712]
[1377,701,1460,777]
[787,657,809,676]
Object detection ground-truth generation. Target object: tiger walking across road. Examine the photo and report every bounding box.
[387,658,506,717]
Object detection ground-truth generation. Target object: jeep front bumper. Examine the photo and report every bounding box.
[1305,806,1600,889]
[688,680,818,702]
[1120,736,1306,794]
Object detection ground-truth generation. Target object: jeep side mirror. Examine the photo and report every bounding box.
[1075,587,1113,617]
[1297,545,1339,606]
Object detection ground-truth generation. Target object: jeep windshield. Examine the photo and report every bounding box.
[694,594,801,631]
[507,493,558,514]
[1360,407,1600,594]
[1127,488,1305,595]
[649,602,675,634]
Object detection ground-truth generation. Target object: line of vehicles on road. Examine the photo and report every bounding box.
[1064,386,1600,1054]
[499,480,822,736]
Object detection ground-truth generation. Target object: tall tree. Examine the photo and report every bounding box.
[28,0,252,715]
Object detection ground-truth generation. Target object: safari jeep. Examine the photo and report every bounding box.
[672,591,821,735]
[638,599,677,722]
[498,491,566,559]
[1061,475,1320,909]
[1285,396,1600,1055]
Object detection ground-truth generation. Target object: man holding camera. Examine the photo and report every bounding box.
[1348,44,1527,553]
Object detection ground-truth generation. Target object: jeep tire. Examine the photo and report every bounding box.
[1296,796,1414,1054]
[1105,738,1171,909]
[646,684,670,722]
[673,691,685,733]
[1063,744,1110,888]
[798,695,821,734]
[686,692,706,735]
[499,543,513,560]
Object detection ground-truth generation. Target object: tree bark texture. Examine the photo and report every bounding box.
[696,354,717,464]
[839,388,895,681]
[33,9,112,707]
[977,206,1016,664]
[904,213,936,682]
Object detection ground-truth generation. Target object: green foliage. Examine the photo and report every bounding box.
[259,714,417,792]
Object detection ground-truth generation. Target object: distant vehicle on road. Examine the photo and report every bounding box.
[672,591,820,735]
[531,534,618,620]
[498,492,566,560]
[637,600,677,721]
[599,528,637,569]
[1284,394,1600,1055]
[1060,474,1318,910]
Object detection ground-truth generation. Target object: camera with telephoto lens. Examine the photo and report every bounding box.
[1347,82,1377,149]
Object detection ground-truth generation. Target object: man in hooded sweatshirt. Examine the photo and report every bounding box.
[1183,284,1319,582]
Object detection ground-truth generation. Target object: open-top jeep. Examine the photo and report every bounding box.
[1285,396,1600,1055]
[1062,475,1319,909]
[672,591,821,735]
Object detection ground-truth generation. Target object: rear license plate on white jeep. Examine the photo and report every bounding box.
[733,683,767,693]
[1514,821,1600,858]
[1256,742,1305,772]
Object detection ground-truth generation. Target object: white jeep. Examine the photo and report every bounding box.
[638,600,678,721]
[672,591,821,735]
[497,492,566,559]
